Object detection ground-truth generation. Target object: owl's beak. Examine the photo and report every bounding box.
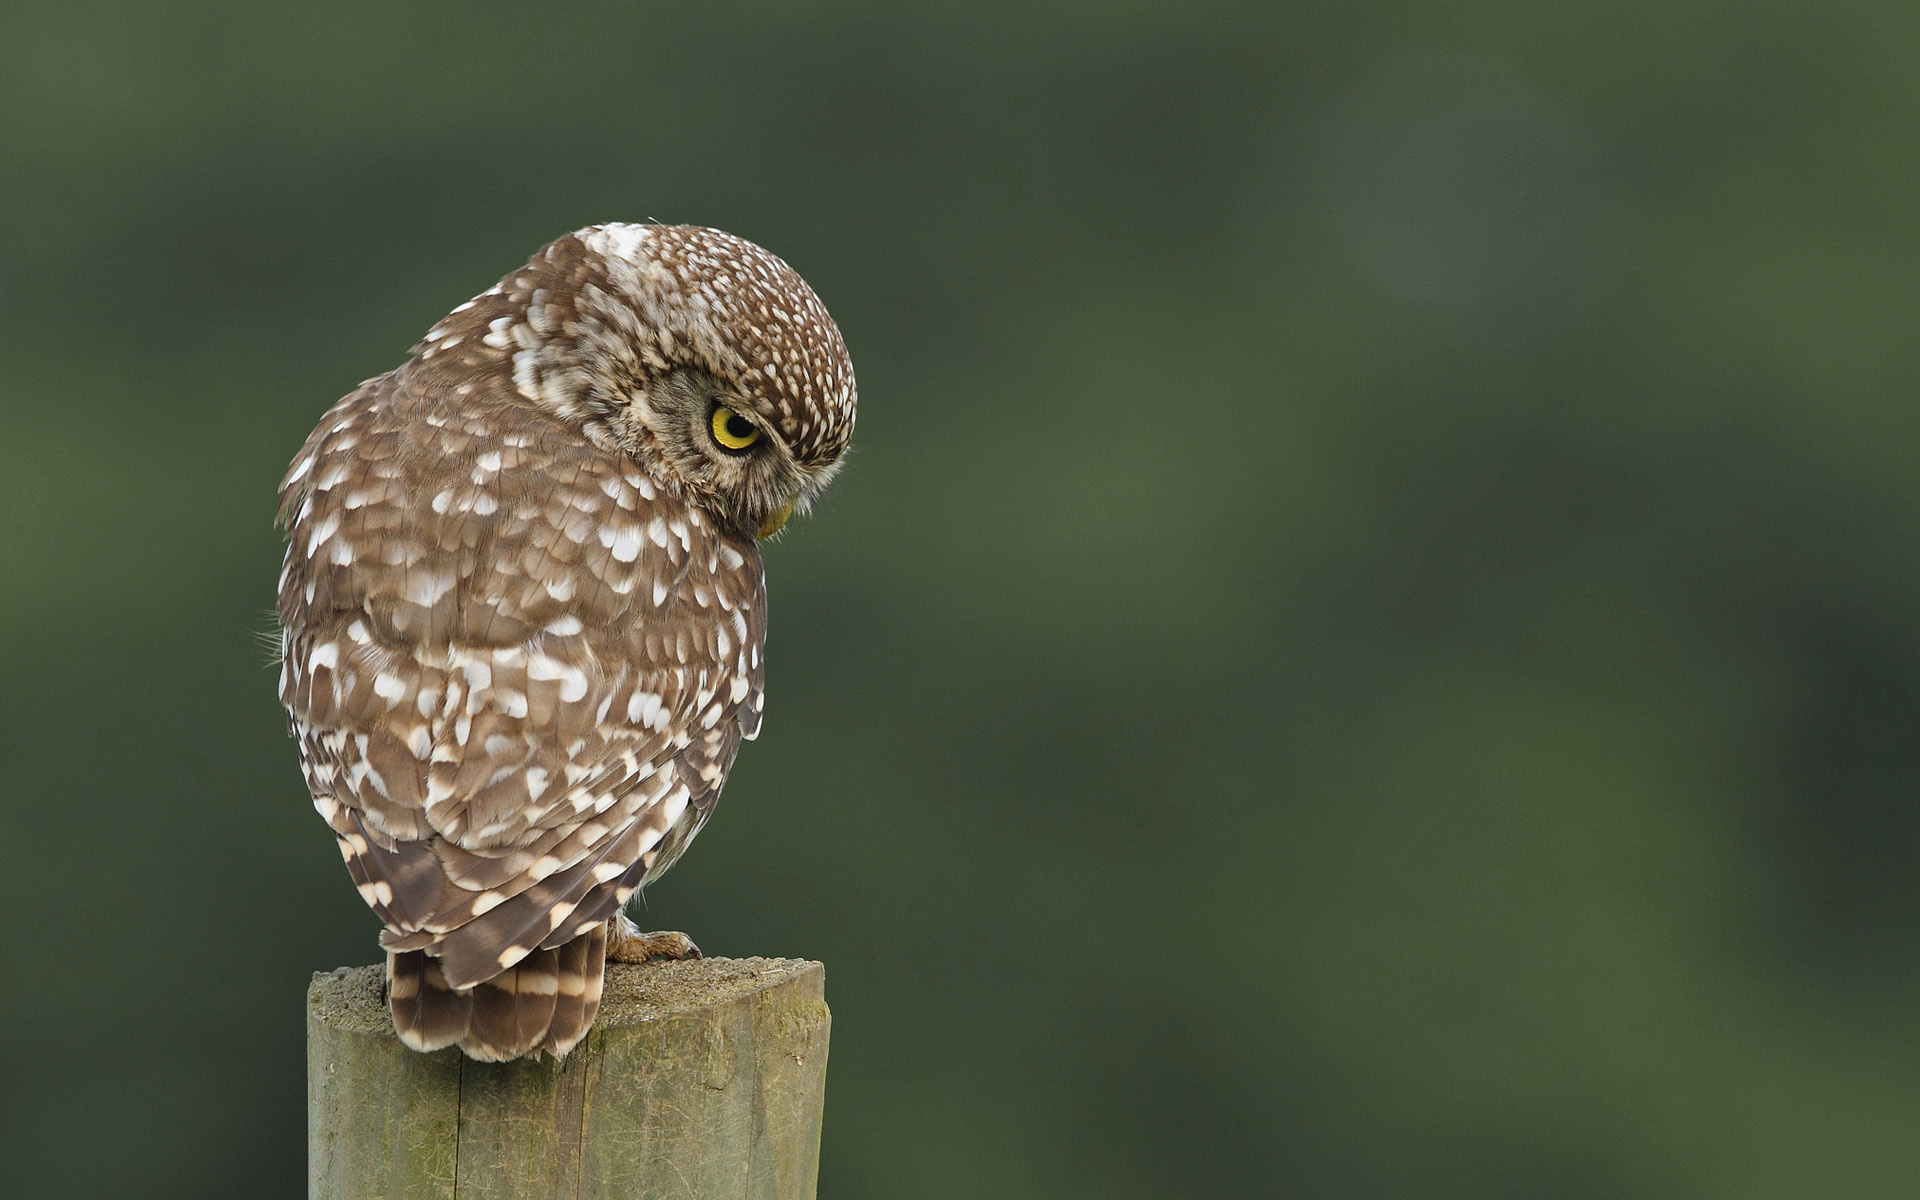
[757,498,796,540]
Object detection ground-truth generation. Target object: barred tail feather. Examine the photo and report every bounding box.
[387,950,472,1053]
[386,925,608,1061]
[467,946,561,1061]
[541,921,607,1056]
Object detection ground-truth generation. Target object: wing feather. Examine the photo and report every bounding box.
[279,367,764,980]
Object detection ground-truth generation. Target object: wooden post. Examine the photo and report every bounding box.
[307,956,830,1200]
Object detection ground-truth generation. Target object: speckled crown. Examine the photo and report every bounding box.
[416,224,856,467]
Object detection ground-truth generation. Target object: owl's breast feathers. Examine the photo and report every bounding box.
[278,367,766,993]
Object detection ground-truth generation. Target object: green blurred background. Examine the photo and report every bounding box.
[6,2,1920,1195]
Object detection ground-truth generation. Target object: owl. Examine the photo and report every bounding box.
[277,224,855,1061]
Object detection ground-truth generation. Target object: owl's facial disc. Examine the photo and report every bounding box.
[620,366,815,538]
[705,401,796,537]
[698,396,799,536]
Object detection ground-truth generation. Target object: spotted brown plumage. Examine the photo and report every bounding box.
[277,224,854,1060]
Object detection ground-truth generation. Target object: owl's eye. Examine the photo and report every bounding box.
[709,404,761,453]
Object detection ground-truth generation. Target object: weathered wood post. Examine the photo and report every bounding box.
[307,956,830,1200]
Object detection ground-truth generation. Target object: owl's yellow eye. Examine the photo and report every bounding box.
[710,404,761,452]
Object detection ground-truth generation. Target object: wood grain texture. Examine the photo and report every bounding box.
[308,957,830,1200]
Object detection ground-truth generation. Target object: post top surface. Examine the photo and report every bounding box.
[308,956,823,1037]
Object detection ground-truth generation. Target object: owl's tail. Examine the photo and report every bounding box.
[386,922,607,1061]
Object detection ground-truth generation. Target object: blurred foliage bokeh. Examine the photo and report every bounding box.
[6,2,1920,1196]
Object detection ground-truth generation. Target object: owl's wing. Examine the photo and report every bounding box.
[280,370,766,988]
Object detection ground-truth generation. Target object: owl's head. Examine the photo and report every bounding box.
[420,223,856,539]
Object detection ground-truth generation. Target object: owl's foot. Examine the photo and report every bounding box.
[607,912,702,963]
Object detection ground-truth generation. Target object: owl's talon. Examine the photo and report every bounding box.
[608,914,702,963]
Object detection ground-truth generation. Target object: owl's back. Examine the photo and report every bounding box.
[279,363,766,1059]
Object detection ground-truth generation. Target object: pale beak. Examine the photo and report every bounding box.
[757,498,796,539]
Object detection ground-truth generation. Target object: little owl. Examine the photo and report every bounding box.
[276,224,855,1060]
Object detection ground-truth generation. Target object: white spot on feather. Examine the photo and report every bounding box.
[527,654,589,702]
[604,526,643,563]
[584,223,653,263]
[304,512,340,559]
[406,571,456,606]
[628,691,662,726]
[659,788,689,831]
